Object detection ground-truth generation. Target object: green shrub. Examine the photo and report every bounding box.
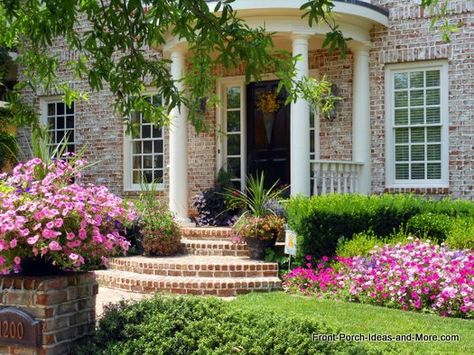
[77,296,374,355]
[286,194,474,259]
[336,229,413,258]
[406,213,454,242]
[446,217,474,250]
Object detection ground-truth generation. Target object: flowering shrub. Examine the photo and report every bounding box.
[283,240,474,318]
[0,157,136,274]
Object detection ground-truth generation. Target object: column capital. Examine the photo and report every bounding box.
[290,33,310,43]
[350,41,372,56]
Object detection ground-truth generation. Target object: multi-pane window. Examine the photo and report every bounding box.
[388,64,447,186]
[225,86,243,189]
[45,101,75,153]
[129,94,164,186]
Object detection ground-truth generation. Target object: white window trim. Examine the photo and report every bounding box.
[123,91,165,192]
[384,61,449,189]
[216,77,247,191]
[39,96,76,151]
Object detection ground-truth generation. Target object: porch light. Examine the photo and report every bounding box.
[324,84,340,121]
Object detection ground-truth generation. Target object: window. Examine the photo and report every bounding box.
[124,94,164,190]
[221,82,246,190]
[385,62,448,187]
[41,99,75,154]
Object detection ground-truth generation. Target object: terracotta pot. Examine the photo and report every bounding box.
[245,235,277,260]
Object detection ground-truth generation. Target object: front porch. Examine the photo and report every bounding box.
[163,2,388,222]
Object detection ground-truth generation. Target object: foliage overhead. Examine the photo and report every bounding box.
[0,0,457,133]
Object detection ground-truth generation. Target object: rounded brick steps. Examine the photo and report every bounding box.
[181,227,233,241]
[96,227,282,297]
[181,239,249,257]
[95,269,281,297]
[107,255,278,278]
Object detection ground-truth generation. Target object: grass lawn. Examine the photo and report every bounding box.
[231,292,474,354]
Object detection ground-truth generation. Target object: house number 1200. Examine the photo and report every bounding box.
[0,321,24,339]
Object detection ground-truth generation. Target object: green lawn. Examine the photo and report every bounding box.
[231,292,474,354]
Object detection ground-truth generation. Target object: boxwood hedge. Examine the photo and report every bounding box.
[286,194,474,259]
[77,296,376,355]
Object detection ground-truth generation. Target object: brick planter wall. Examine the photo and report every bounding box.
[0,272,98,355]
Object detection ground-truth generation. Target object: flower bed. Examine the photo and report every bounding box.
[283,240,474,318]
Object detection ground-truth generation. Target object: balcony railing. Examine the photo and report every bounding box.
[311,160,364,195]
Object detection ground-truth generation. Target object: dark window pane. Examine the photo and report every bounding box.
[153,140,163,153]
[227,157,241,179]
[66,116,74,128]
[426,107,440,124]
[395,145,409,161]
[57,102,65,115]
[141,124,151,138]
[410,71,424,88]
[152,126,162,138]
[67,144,75,153]
[426,89,440,105]
[155,155,163,169]
[227,87,241,109]
[427,144,441,161]
[143,155,152,169]
[48,117,55,129]
[410,90,424,106]
[394,109,408,125]
[395,91,408,108]
[133,156,141,169]
[66,102,74,114]
[426,70,440,87]
[144,171,153,183]
[57,117,64,129]
[66,130,74,143]
[56,130,65,143]
[410,108,424,125]
[411,145,425,161]
[48,103,55,116]
[227,134,240,155]
[143,141,152,153]
[227,111,240,132]
[154,170,163,182]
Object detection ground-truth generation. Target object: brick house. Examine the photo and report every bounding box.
[19,0,474,224]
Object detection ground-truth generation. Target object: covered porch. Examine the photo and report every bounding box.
[163,1,388,222]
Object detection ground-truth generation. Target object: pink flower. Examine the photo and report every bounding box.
[48,241,62,251]
[27,235,39,245]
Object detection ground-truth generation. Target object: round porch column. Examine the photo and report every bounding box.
[352,45,371,194]
[290,34,311,196]
[169,50,190,223]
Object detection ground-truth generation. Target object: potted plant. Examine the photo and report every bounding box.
[135,183,181,257]
[227,173,286,260]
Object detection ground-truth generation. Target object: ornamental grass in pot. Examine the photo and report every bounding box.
[227,173,287,260]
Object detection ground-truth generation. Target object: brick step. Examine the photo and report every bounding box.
[181,227,233,241]
[95,269,281,297]
[181,239,249,257]
[109,256,279,278]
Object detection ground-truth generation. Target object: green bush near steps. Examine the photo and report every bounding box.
[76,296,376,355]
[286,194,474,260]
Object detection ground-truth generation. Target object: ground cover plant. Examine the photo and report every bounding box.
[283,239,474,319]
[233,292,474,355]
[0,155,136,274]
[77,296,374,355]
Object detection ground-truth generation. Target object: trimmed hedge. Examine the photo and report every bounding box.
[77,296,374,355]
[287,194,474,259]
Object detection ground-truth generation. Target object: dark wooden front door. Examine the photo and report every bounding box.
[247,80,290,189]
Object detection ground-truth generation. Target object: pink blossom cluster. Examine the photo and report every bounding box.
[0,157,137,274]
[283,241,474,318]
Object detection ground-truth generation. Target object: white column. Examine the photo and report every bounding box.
[352,45,371,194]
[290,34,311,196]
[169,50,190,223]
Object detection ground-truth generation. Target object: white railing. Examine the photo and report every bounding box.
[311,160,364,195]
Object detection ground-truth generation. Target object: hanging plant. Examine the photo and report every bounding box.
[298,76,342,120]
